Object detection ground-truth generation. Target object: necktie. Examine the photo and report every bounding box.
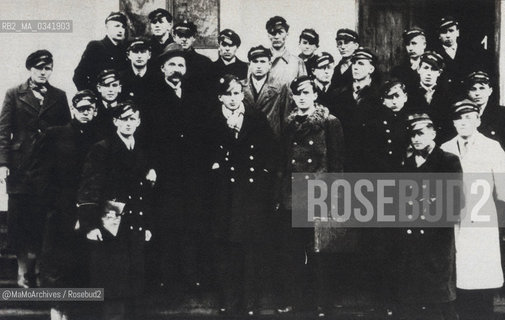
[460,141,469,158]
[174,87,182,98]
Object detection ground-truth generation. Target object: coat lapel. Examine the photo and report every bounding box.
[257,82,277,106]
[39,85,59,116]
[18,81,41,114]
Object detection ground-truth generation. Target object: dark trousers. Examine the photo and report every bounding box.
[156,228,212,289]
[214,240,270,311]
[7,194,45,253]
[457,288,496,320]
[275,209,315,309]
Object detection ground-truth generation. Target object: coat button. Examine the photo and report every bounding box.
[307,159,312,163]
[250,167,254,172]
[383,121,388,125]
[230,167,235,171]
[128,195,132,199]
[225,157,229,161]
[293,142,297,146]
[407,229,412,234]
[110,57,114,60]
[140,182,143,186]
[230,178,235,183]
[388,151,393,155]
[249,155,254,160]
[491,131,496,135]
[139,196,143,200]
[386,129,390,133]
[420,229,424,234]
[130,226,133,230]
[250,145,254,149]
[220,145,224,149]
[180,134,184,138]
[292,159,296,164]
[129,210,132,214]
[139,211,143,216]
[309,140,314,145]
[249,178,254,183]
[139,227,142,231]
[387,139,392,144]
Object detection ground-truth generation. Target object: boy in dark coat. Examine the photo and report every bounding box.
[396,113,462,320]
[73,12,129,91]
[277,76,344,315]
[211,29,248,81]
[77,101,155,320]
[30,90,100,319]
[209,74,277,315]
[0,50,71,288]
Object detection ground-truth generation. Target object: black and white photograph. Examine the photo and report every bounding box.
[1,0,505,319]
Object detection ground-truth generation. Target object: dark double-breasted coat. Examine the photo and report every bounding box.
[208,105,277,244]
[0,80,71,193]
[242,75,291,139]
[29,120,100,287]
[211,57,248,82]
[0,80,70,251]
[77,133,153,299]
[119,66,159,108]
[362,105,412,172]
[396,146,462,304]
[73,36,129,91]
[281,104,344,209]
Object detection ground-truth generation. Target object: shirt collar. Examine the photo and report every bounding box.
[271,48,290,63]
[443,43,458,52]
[165,79,181,90]
[102,100,117,109]
[221,57,236,65]
[222,103,245,119]
[133,66,147,77]
[420,82,436,92]
[458,134,476,148]
[252,75,268,90]
[315,79,330,92]
[353,77,372,92]
[117,132,135,150]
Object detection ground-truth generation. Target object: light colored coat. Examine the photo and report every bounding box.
[441,132,505,289]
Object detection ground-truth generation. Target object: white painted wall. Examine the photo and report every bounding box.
[0,0,117,100]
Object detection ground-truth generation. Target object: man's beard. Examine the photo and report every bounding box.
[166,72,183,83]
